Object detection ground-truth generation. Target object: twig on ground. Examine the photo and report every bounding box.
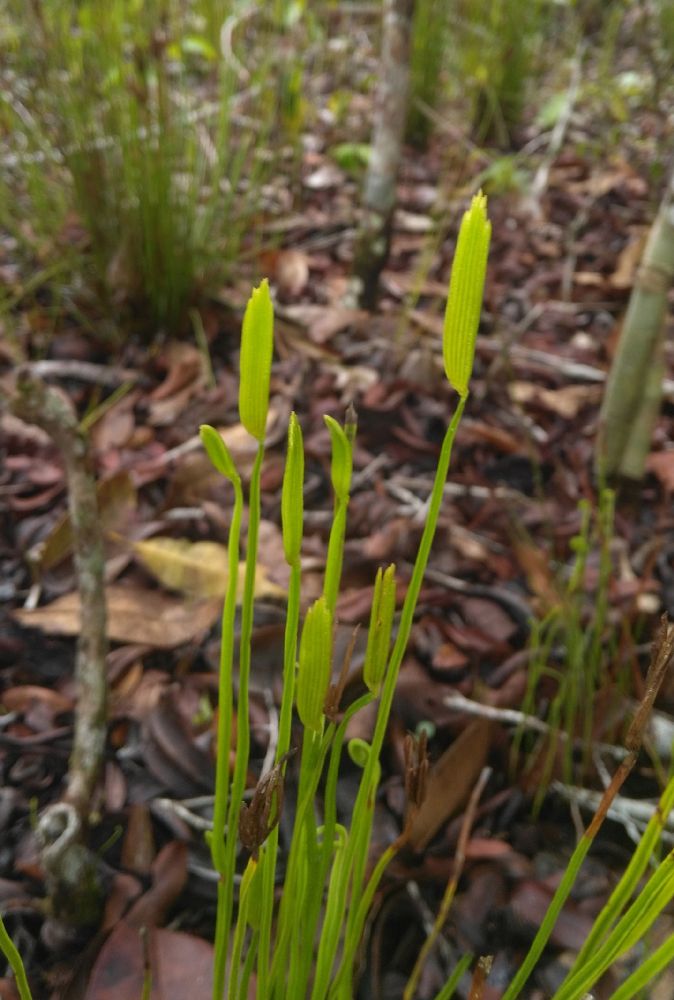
[444,693,628,762]
[24,360,141,387]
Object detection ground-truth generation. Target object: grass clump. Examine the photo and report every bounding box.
[0,0,278,335]
[406,0,449,149]
[514,488,628,808]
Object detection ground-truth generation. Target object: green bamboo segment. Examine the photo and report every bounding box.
[597,188,674,479]
[618,342,664,479]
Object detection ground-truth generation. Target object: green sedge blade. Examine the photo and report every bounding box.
[282,412,304,565]
[296,596,333,733]
[200,424,239,482]
[239,279,274,441]
[324,414,353,502]
[442,192,491,399]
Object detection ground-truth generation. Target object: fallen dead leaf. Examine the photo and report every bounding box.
[38,470,137,572]
[509,381,602,419]
[269,248,310,299]
[90,390,139,454]
[277,304,369,344]
[13,585,221,648]
[647,450,674,492]
[512,540,560,613]
[610,228,647,289]
[132,537,286,601]
[406,719,493,852]
[509,878,594,950]
[85,922,213,1000]
[126,841,188,929]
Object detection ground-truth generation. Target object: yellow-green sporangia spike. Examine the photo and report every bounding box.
[442,192,491,399]
[363,564,396,695]
[239,279,274,441]
[324,415,352,502]
[282,412,304,565]
[296,596,333,733]
[200,424,239,482]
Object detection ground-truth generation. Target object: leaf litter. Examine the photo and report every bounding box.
[2,28,674,1000]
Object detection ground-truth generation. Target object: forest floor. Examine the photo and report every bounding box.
[3,26,674,1000]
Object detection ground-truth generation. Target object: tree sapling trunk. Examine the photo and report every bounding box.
[354,0,414,309]
[597,170,674,480]
[10,371,108,933]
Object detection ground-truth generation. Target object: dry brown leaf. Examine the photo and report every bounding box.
[511,540,560,613]
[90,390,139,454]
[274,248,310,299]
[13,585,221,648]
[38,470,137,572]
[406,719,492,852]
[509,381,601,419]
[610,228,647,289]
[278,304,369,344]
[647,451,674,491]
[85,922,213,1000]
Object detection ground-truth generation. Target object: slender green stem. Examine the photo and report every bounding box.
[330,836,402,998]
[211,477,243,998]
[323,498,348,614]
[606,930,674,1000]
[237,931,259,1000]
[295,695,373,995]
[431,954,474,1000]
[552,850,674,1000]
[571,772,674,970]
[501,837,593,1000]
[0,914,32,1000]
[287,729,324,995]
[230,859,256,997]
[269,726,335,994]
[214,443,265,998]
[256,557,302,995]
[314,396,467,995]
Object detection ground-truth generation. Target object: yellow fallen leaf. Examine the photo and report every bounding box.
[132,537,286,602]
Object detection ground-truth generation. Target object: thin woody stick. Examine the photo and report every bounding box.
[10,372,108,821]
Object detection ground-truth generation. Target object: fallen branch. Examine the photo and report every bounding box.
[9,371,108,927]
